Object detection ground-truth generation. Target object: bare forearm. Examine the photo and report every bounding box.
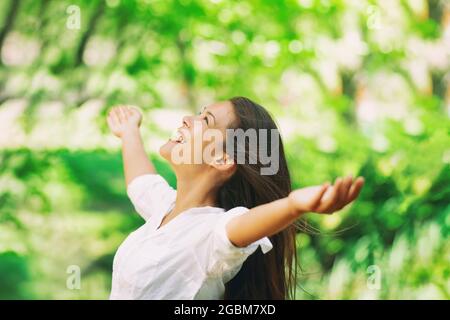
[121,128,156,186]
[226,177,364,248]
[226,197,299,248]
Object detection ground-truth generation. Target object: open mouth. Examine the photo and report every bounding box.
[170,129,186,144]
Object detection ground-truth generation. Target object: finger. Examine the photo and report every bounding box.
[109,109,120,125]
[130,106,142,125]
[115,107,124,122]
[106,113,114,127]
[125,106,133,117]
[347,177,365,203]
[309,183,330,210]
[317,178,342,213]
[107,114,118,132]
[329,177,346,212]
[119,106,128,121]
[336,175,353,210]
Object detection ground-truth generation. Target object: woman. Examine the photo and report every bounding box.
[106,96,364,299]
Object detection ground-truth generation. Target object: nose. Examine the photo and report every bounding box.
[182,113,203,128]
[182,115,192,128]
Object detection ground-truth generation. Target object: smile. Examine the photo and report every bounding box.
[170,129,186,144]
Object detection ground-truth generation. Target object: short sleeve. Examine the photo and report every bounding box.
[127,174,176,221]
[207,207,273,283]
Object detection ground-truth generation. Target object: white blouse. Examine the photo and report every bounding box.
[109,174,273,300]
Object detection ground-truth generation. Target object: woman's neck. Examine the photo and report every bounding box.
[171,173,219,216]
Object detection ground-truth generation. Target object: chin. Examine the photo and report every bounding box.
[159,140,174,162]
[159,138,199,167]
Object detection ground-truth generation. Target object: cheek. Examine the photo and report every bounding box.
[160,125,225,165]
[188,124,208,154]
[202,134,225,161]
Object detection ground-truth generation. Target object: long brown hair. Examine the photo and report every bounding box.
[218,96,298,299]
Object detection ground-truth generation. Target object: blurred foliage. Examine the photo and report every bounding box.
[0,0,449,299]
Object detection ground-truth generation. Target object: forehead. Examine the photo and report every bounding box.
[205,101,236,127]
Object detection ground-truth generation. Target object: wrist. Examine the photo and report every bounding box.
[120,127,141,140]
[287,192,306,218]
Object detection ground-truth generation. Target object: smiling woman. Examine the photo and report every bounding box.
[106,97,364,300]
[0,0,448,304]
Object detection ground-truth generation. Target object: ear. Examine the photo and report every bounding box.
[210,153,235,172]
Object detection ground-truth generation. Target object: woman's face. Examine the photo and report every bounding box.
[159,100,237,172]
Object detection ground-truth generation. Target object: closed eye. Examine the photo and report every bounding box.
[198,107,209,125]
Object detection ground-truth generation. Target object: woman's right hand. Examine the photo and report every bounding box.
[107,105,142,138]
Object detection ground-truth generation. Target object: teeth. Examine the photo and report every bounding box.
[170,130,185,143]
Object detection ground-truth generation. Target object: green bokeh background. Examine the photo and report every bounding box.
[0,0,449,299]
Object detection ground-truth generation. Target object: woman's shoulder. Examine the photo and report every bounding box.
[127,173,176,221]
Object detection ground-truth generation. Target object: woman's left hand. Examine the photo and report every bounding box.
[288,176,365,215]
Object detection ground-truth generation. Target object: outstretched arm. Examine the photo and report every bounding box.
[226,176,365,248]
[107,106,156,186]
